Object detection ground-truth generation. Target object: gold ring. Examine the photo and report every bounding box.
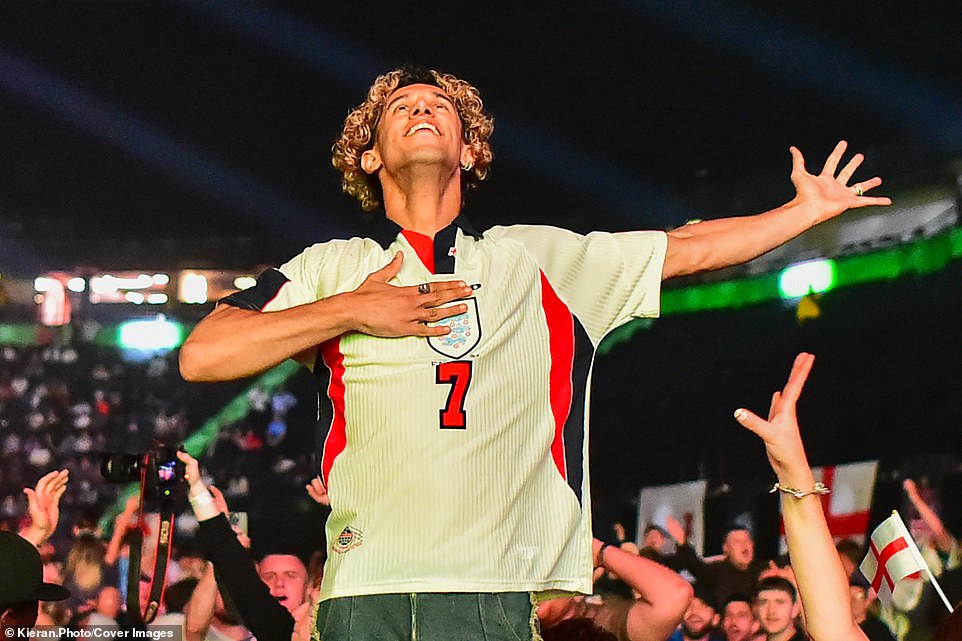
[417,283,431,294]
[854,186,863,197]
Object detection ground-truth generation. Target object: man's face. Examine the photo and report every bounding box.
[96,586,121,619]
[849,586,872,623]
[643,528,666,551]
[681,597,719,639]
[365,83,470,178]
[258,554,307,614]
[723,530,755,570]
[722,600,756,641]
[754,589,798,638]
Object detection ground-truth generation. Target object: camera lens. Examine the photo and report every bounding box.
[100,453,143,483]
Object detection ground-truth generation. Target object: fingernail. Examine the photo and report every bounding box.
[734,409,745,420]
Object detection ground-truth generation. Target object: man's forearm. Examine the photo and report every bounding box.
[179,296,354,382]
[662,198,819,279]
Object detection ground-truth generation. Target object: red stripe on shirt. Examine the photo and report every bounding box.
[319,337,347,486]
[540,271,575,480]
[401,229,435,274]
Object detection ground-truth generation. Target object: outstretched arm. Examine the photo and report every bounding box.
[179,252,473,382]
[593,538,694,641]
[734,353,867,641]
[662,141,890,279]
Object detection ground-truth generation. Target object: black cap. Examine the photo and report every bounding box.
[0,532,70,605]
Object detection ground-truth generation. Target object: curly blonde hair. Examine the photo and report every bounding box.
[332,68,495,211]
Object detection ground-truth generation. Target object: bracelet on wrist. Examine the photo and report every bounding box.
[597,542,613,566]
[769,481,830,499]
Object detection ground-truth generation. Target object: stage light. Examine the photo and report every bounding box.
[125,292,145,304]
[152,273,170,285]
[778,259,836,299]
[34,277,57,292]
[180,272,209,304]
[67,277,86,293]
[118,316,183,351]
[147,293,168,304]
[233,276,257,290]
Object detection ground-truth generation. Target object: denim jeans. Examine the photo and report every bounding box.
[314,592,537,641]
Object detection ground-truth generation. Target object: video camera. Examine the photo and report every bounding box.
[100,441,185,624]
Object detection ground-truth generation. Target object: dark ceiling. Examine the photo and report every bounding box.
[2,1,960,272]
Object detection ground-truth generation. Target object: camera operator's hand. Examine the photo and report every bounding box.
[20,468,69,546]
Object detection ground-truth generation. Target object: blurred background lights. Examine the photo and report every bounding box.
[778,259,836,299]
[33,276,57,292]
[117,316,183,351]
[66,277,86,293]
[180,272,209,304]
[233,275,257,290]
[125,292,145,304]
[147,293,168,305]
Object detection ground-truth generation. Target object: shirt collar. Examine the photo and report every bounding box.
[367,214,483,248]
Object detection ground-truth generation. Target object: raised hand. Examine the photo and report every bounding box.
[733,352,815,482]
[21,469,70,545]
[305,477,330,506]
[790,141,891,225]
[349,251,473,338]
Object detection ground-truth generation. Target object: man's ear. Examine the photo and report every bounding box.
[791,599,802,619]
[460,145,476,171]
[361,149,382,175]
[711,613,720,627]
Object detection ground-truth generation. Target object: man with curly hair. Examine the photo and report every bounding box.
[180,67,889,640]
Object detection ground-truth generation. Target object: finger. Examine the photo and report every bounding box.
[820,140,848,176]
[23,487,38,510]
[836,152,863,184]
[52,484,67,504]
[415,281,470,304]
[854,176,883,192]
[733,407,770,437]
[789,146,807,177]
[780,352,815,404]
[849,196,892,208]
[420,303,469,323]
[767,391,781,422]
[369,252,404,283]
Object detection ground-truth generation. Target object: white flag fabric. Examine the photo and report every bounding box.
[778,460,877,553]
[859,511,928,605]
[637,479,707,555]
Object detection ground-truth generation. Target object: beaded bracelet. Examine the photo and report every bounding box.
[769,481,830,499]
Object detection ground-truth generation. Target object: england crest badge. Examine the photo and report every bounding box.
[427,298,481,359]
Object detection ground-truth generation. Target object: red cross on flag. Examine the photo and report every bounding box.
[779,460,877,552]
[859,511,928,606]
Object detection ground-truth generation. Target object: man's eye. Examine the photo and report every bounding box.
[396,105,407,112]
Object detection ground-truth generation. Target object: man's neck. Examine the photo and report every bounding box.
[765,624,798,641]
[381,167,462,236]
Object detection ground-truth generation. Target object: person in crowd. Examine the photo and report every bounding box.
[733,352,867,641]
[1,532,70,630]
[148,577,199,628]
[1,470,71,631]
[667,525,768,607]
[538,537,693,641]
[178,450,311,641]
[752,577,804,641]
[848,574,895,641]
[666,583,724,641]
[179,63,888,641]
[874,478,962,641]
[720,595,758,641]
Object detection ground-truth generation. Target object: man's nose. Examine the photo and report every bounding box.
[411,100,432,116]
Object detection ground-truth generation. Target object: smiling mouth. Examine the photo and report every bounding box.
[405,122,440,136]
